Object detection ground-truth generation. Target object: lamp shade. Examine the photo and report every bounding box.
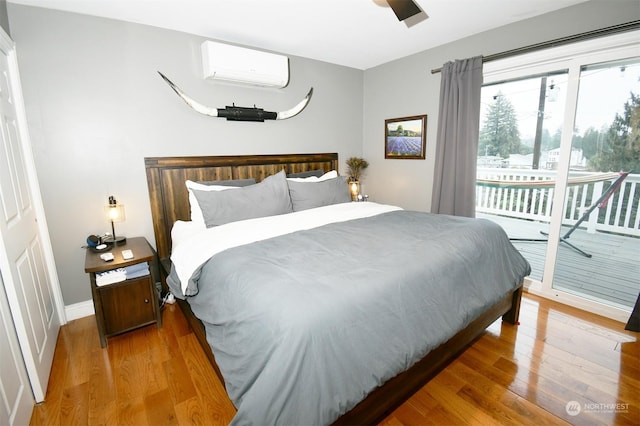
[105,203,125,223]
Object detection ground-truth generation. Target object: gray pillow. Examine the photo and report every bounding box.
[287,176,351,211]
[192,170,293,227]
[197,178,256,187]
[287,169,324,179]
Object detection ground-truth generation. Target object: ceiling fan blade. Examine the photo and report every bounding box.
[386,0,423,21]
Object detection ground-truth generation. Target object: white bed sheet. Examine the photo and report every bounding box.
[170,202,402,294]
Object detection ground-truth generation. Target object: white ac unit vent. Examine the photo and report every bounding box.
[201,41,290,88]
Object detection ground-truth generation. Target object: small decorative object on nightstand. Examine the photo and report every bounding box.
[84,237,161,347]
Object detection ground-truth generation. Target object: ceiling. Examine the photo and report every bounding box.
[8,0,589,70]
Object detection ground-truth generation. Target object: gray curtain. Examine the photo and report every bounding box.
[431,56,483,217]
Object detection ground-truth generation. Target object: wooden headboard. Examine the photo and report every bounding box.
[144,153,339,259]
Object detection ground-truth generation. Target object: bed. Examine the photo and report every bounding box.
[144,153,530,425]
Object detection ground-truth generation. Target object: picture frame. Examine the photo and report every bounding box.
[384,115,427,159]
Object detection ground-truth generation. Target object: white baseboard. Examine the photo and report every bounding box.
[65,299,94,321]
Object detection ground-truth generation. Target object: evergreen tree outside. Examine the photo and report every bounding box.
[574,127,605,161]
[479,92,521,158]
[543,128,562,152]
[588,92,640,173]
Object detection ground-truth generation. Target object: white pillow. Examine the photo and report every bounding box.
[286,170,338,182]
[186,180,239,226]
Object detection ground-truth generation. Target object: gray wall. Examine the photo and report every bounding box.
[7,1,639,307]
[362,0,640,211]
[8,4,363,305]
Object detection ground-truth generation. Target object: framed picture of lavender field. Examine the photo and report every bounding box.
[384,115,427,159]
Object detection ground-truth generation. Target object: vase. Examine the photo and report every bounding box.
[349,180,360,201]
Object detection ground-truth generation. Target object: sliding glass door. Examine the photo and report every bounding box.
[476,31,639,321]
[551,58,640,311]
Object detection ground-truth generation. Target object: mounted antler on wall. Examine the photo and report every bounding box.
[158,72,313,122]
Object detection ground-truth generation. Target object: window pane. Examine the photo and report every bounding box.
[574,59,640,173]
[476,73,568,283]
[479,73,567,169]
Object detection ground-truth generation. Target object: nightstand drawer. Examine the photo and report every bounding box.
[98,275,156,335]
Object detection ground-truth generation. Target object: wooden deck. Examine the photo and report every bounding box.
[478,213,640,310]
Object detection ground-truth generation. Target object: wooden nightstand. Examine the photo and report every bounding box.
[84,237,162,347]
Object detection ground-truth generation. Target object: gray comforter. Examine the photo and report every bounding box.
[179,210,531,425]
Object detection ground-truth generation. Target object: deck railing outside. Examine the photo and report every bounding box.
[476,168,640,237]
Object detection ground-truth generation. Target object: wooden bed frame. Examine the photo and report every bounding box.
[144,153,523,425]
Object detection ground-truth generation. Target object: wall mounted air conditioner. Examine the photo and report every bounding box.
[201,41,290,88]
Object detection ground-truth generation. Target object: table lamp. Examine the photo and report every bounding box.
[103,195,126,245]
[349,180,360,201]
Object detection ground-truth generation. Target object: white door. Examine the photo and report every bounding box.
[0,30,63,402]
[0,273,33,426]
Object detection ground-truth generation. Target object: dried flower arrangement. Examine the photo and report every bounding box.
[345,157,369,182]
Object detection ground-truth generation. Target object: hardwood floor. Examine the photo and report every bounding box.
[30,293,639,425]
